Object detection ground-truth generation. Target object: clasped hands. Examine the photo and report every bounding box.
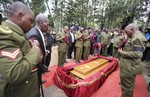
[29,38,43,59]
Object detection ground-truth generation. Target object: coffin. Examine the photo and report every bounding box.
[70,59,110,79]
[54,55,118,97]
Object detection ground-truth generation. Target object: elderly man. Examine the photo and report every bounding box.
[0,1,41,97]
[118,24,147,97]
[26,14,50,87]
[67,26,75,59]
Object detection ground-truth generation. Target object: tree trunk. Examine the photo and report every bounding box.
[45,0,51,15]
[146,12,150,27]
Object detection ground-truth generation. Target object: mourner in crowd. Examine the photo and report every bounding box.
[118,24,147,97]
[0,2,42,97]
[56,26,69,66]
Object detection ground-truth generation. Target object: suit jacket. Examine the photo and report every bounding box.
[26,27,46,64]
[68,31,75,47]
[43,33,53,52]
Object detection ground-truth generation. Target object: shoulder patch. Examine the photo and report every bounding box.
[0,26,12,34]
[0,49,20,60]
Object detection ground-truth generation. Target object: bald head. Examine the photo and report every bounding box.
[7,1,35,33]
[35,14,49,26]
[125,24,138,32]
[125,23,138,38]
[63,26,69,33]
[8,1,33,18]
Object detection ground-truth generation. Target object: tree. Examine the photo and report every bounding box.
[0,0,150,29]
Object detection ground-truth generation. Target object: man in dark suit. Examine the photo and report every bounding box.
[67,26,75,59]
[26,14,50,86]
[43,31,53,72]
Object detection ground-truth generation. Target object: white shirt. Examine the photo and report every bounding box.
[70,31,75,43]
[36,26,46,51]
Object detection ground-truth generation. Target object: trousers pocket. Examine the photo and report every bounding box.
[131,64,143,75]
[119,59,132,72]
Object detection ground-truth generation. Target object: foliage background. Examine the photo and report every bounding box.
[0,0,150,30]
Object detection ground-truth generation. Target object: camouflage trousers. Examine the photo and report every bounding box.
[75,47,83,62]
[83,46,90,60]
[120,68,136,97]
[58,51,66,66]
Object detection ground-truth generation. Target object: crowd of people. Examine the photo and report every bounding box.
[56,26,127,65]
[0,1,149,97]
[56,24,150,65]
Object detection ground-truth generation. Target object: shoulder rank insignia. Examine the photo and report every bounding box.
[0,26,12,34]
[0,49,20,60]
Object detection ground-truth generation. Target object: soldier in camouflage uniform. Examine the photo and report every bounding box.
[83,29,91,60]
[0,2,41,97]
[113,35,126,58]
[101,30,111,56]
[118,24,147,97]
[56,26,69,66]
[75,27,84,63]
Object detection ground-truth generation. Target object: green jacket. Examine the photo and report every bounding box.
[75,31,83,48]
[0,21,41,97]
[83,31,91,47]
[119,31,147,75]
[113,35,125,48]
[56,32,68,52]
[101,32,111,45]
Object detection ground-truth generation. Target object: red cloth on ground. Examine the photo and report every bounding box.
[54,55,118,97]
[91,68,149,97]
[42,66,57,88]
[42,60,76,88]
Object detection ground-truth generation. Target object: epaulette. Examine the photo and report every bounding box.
[0,25,12,34]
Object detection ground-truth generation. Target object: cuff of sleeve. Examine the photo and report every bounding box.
[33,46,40,51]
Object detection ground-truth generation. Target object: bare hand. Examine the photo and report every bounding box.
[29,38,40,47]
[46,50,50,56]
[118,48,123,53]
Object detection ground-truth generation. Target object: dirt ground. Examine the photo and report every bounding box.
[42,46,150,97]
